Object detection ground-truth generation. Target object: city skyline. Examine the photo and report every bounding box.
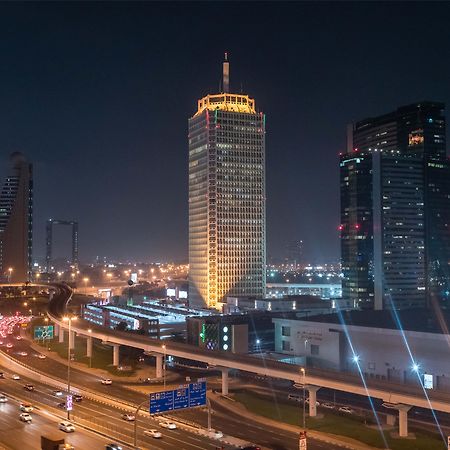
[1,3,450,262]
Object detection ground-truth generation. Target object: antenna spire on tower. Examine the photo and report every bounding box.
[223,52,229,93]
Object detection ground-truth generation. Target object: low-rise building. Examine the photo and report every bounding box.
[273,309,450,391]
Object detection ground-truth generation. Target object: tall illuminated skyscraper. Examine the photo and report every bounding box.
[188,55,266,309]
[0,152,33,282]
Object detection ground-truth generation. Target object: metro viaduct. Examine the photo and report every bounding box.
[7,282,450,438]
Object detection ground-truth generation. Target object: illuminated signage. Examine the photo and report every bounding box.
[167,288,176,297]
[66,395,73,411]
[424,373,433,390]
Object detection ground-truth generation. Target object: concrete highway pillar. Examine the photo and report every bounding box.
[398,405,411,437]
[86,336,93,358]
[221,368,229,396]
[112,344,120,367]
[59,329,64,343]
[308,386,320,417]
[155,354,163,378]
[54,323,59,337]
[69,330,75,350]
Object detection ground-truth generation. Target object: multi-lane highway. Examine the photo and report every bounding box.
[0,320,335,450]
[0,389,126,450]
[0,364,229,450]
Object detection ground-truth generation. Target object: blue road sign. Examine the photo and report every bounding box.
[149,389,174,414]
[189,381,207,408]
[34,325,54,340]
[173,386,189,410]
[149,381,207,414]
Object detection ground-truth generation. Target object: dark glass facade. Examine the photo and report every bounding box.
[340,102,449,310]
[0,152,33,282]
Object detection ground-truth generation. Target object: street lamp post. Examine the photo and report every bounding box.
[63,315,77,420]
[8,267,13,283]
[88,328,92,368]
[133,400,148,448]
[162,344,166,389]
[301,367,306,430]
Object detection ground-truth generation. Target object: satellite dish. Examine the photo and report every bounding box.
[127,280,134,286]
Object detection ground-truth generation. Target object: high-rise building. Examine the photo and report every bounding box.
[340,102,450,310]
[188,55,266,309]
[285,240,303,267]
[0,152,33,282]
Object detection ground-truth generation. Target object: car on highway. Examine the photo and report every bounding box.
[143,429,162,439]
[53,390,63,397]
[73,394,83,402]
[0,372,4,378]
[101,378,112,385]
[241,447,261,450]
[210,430,223,439]
[19,412,32,423]
[121,413,135,421]
[6,343,13,348]
[338,406,355,414]
[16,335,22,340]
[19,403,34,412]
[17,351,28,357]
[24,384,35,391]
[57,402,67,409]
[287,393,302,402]
[0,341,3,345]
[158,420,177,429]
[105,444,122,450]
[321,402,335,410]
[12,374,20,380]
[0,394,7,403]
[37,354,46,359]
[59,421,75,432]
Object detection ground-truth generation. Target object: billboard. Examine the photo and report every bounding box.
[34,325,54,340]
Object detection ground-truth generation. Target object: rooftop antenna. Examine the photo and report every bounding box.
[223,52,229,93]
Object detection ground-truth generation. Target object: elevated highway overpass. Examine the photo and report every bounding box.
[7,282,450,438]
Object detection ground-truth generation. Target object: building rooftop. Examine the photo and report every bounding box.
[297,308,450,335]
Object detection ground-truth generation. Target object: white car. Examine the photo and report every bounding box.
[101,379,112,385]
[53,390,63,397]
[19,412,32,423]
[159,421,177,430]
[6,343,13,349]
[321,402,335,410]
[59,421,75,432]
[20,403,34,412]
[37,354,46,359]
[121,414,135,421]
[16,336,22,340]
[339,406,355,414]
[209,430,223,439]
[144,429,162,439]
[0,394,7,403]
[12,374,20,380]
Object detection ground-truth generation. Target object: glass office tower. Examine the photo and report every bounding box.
[0,152,33,282]
[340,102,450,310]
[188,56,266,309]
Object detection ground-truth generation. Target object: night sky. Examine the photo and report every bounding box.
[1,2,449,264]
